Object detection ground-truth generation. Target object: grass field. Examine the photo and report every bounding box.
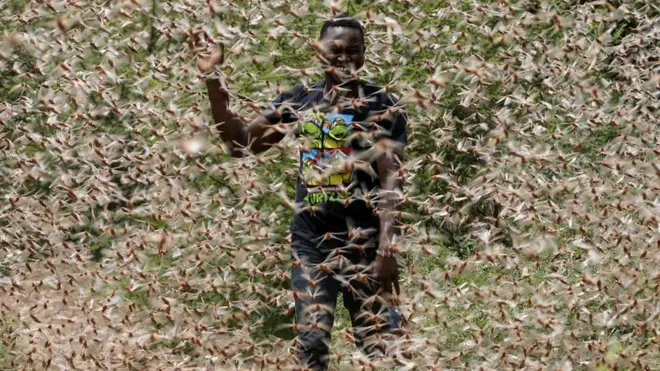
[1,0,658,369]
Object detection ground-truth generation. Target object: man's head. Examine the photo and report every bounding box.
[318,14,365,85]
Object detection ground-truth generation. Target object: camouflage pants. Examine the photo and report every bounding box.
[290,234,401,371]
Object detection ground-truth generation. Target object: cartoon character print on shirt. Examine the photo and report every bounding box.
[299,112,354,205]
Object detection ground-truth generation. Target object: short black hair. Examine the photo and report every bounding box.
[319,14,365,45]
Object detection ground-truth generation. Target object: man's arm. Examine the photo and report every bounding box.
[373,95,408,295]
[376,149,403,255]
[205,78,287,158]
[191,27,288,158]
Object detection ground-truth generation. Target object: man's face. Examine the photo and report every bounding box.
[318,26,365,84]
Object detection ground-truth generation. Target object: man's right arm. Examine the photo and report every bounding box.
[205,78,287,158]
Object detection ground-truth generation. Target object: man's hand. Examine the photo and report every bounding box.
[375,233,400,295]
[374,255,400,295]
[188,25,224,73]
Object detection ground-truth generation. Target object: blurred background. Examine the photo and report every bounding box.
[1,0,658,369]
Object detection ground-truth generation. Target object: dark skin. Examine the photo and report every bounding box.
[189,25,402,295]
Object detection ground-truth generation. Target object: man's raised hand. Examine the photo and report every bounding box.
[188,25,224,73]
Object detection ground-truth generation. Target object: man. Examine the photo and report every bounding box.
[190,14,407,370]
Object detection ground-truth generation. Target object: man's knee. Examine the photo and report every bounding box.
[350,307,402,358]
[295,331,331,370]
[297,330,330,351]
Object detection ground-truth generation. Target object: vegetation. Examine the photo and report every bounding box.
[0,0,658,369]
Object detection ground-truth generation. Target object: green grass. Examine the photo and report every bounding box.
[0,316,16,369]
[1,0,657,369]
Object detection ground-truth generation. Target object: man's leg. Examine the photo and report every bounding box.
[340,246,401,360]
[291,238,340,371]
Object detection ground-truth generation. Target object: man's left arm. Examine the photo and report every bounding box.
[374,95,408,294]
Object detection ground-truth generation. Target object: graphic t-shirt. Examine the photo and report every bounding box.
[264,80,408,242]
